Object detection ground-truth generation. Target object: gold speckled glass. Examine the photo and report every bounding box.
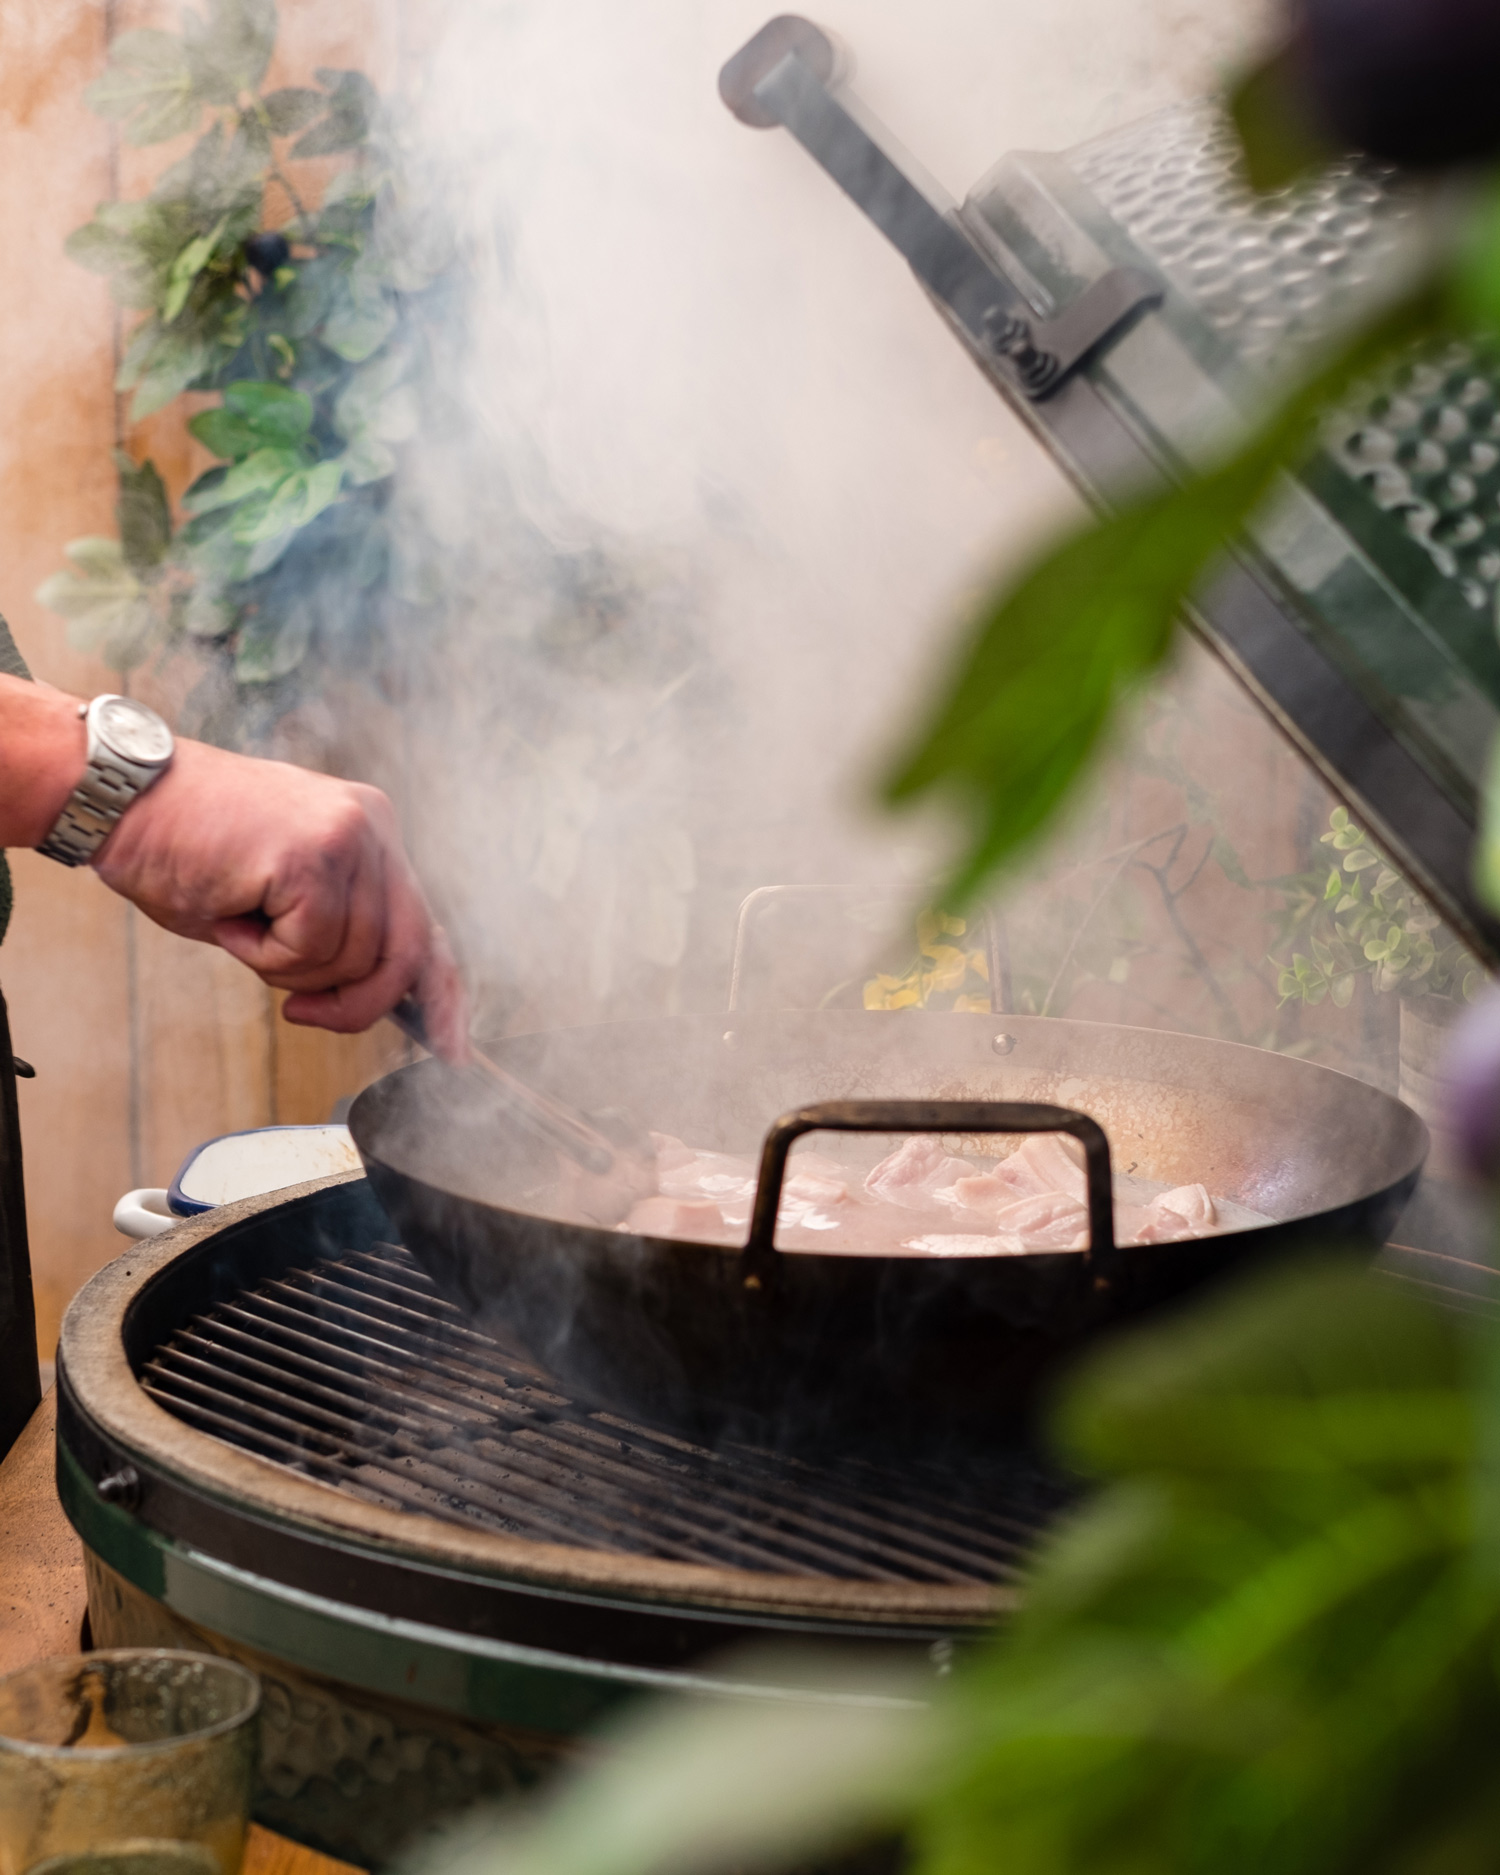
[0,1651,259,1875]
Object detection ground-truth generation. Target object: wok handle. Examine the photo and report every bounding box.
[743,1099,1116,1285]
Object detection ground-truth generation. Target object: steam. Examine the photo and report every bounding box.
[366,0,1274,1030]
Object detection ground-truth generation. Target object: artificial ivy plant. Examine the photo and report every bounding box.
[38,0,454,743]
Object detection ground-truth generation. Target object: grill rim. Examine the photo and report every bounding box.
[60,1174,1015,1628]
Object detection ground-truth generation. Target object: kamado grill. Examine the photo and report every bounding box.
[44,14,1500,1865]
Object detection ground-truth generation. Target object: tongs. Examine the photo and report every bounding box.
[388,996,656,1218]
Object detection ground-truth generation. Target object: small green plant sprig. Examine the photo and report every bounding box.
[38,0,452,736]
[1270,806,1484,1008]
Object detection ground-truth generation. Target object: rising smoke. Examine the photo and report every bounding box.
[376,0,1274,1033]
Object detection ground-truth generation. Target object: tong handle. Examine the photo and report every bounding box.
[388,995,617,1176]
[743,1098,1115,1285]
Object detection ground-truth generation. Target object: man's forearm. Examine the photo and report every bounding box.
[0,674,88,850]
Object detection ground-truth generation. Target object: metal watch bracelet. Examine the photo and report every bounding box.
[38,698,173,868]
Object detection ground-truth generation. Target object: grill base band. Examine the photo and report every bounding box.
[84,1552,567,1865]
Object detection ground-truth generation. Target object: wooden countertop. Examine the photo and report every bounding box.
[0,1390,360,1875]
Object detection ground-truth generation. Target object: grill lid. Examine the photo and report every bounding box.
[723,19,1500,964]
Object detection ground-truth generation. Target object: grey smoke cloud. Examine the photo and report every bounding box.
[381,0,1271,1026]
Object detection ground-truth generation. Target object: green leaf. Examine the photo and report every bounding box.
[290,68,377,157]
[1474,729,1500,913]
[35,538,159,669]
[1226,42,1338,194]
[66,201,190,312]
[231,457,343,542]
[181,445,299,515]
[882,285,1443,904]
[418,1654,939,1875]
[118,320,216,419]
[260,87,325,136]
[1209,834,1251,890]
[189,381,313,460]
[233,603,316,683]
[1330,973,1356,1008]
[186,409,261,460]
[84,29,200,146]
[179,582,236,641]
[148,121,265,256]
[180,0,276,106]
[223,379,314,440]
[341,435,396,486]
[162,213,228,323]
[321,266,396,363]
[115,454,172,572]
[1451,174,1500,341]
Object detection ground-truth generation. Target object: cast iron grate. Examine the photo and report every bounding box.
[141,1243,1070,1587]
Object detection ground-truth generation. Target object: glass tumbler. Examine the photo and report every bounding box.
[0,1650,260,1875]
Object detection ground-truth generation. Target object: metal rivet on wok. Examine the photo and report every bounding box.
[743,1274,762,1290]
[97,1466,140,1510]
[991,1033,1017,1055]
[722,1030,740,1049]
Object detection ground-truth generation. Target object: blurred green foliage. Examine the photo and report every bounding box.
[915,1262,1492,1875]
[414,1261,1500,1875]
[1271,807,1485,1008]
[37,0,454,740]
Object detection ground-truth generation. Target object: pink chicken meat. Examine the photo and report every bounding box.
[616,1129,1262,1257]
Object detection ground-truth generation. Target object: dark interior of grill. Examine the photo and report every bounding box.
[141,1240,1072,1587]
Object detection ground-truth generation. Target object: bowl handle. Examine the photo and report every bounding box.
[743,1099,1116,1285]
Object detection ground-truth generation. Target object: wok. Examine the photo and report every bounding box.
[349,1011,1427,1453]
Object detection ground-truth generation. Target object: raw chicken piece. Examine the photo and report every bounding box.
[658,1150,757,1207]
[1113,1205,1157,1246]
[865,1136,973,1208]
[1007,1134,1087,1200]
[1155,1183,1216,1228]
[1135,1183,1217,1243]
[901,1234,1020,1257]
[1113,1183,1219,1245]
[608,1130,1244,1258]
[623,1195,734,1240]
[940,1161,1052,1213]
[991,1189,1091,1250]
[784,1171,851,1205]
[791,1151,855,1181]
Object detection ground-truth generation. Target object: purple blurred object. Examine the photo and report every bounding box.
[1442,985,1500,1178]
[1295,0,1500,166]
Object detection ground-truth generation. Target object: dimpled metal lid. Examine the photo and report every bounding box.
[960,107,1500,951]
[722,21,1500,957]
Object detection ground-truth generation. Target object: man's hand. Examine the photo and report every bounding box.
[93,738,468,1060]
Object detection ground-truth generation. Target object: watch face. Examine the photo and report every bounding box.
[96,696,174,766]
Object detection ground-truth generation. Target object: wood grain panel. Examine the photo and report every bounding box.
[0,0,419,1356]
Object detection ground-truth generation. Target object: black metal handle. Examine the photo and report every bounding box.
[387,994,622,1177]
[743,1099,1115,1285]
[389,993,431,1053]
[719,17,1160,400]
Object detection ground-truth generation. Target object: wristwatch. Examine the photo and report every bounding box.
[38,694,176,867]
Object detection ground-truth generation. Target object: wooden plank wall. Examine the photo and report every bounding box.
[0,0,415,1355]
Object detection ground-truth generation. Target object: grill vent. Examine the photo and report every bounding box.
[142,1244,1067,1587]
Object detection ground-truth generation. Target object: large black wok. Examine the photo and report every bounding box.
[349,1011,1427,1452]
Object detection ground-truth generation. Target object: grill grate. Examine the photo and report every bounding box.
[142,1244,1070,1587]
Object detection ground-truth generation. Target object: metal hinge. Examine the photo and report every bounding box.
[721,17,1160,401]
